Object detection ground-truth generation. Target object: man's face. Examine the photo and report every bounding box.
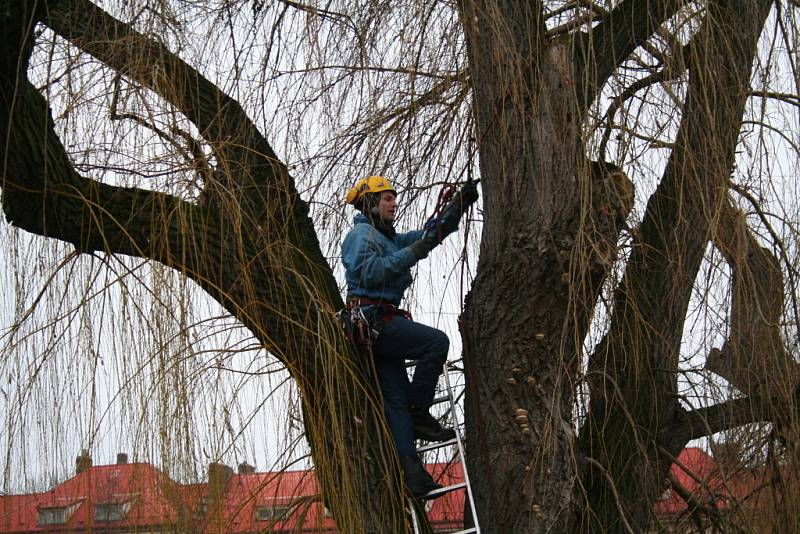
[377,191,397,222]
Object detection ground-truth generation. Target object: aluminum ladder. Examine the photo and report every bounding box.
[408,361,480,534]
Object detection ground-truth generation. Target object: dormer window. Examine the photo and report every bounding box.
[194,496,210,518]
[37,502,80,525]
[255,503,292,521]
[38,507,68,525]
[95,501,132,521]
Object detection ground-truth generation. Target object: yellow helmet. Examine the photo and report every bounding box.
[345,176,396,205]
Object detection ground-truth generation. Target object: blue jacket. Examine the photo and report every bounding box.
[342,208,462,306]
[342,213,423,306]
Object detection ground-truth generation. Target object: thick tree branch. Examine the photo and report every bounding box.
[3,0,340,332]
[1,67,302,368]
[574,0,687,107]
[43,0,345,306]
[579,1,773,530]
[38,0,345,319]
[706,198,798,399]
[671,390,800,445]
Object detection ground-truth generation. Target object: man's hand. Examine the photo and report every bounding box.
[458,180,479,207]
[424,215,442,234]
[409,235,437,259]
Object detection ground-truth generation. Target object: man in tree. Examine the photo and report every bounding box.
[3,0,796,531]
[341,176,478,497]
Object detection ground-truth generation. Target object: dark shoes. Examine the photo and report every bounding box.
[400,455,441,498]
[411,407,456,442]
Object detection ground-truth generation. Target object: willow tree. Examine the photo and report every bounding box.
[2,1,799,533]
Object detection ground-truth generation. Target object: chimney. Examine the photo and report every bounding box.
[208,462,233,496]
[237,462,255,474]
[76,450,92,475]
[116,453,128,465]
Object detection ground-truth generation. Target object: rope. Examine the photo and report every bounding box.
[458,315,502,532]
[455,136,502,533]
[416,76,514,532]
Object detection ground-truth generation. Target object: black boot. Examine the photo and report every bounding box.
[400,455,441,498]
[410,407,456,442]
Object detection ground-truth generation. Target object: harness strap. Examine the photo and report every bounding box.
[346,297,412,322]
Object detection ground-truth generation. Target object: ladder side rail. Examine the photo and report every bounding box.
[443,362,481,534]
[408,498,422,534]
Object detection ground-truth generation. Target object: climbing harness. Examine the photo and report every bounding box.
[337,297,414,356]
[335,303,376,355]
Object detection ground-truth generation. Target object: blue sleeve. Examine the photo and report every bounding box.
[342,226,418,288]
[395,229,424,248]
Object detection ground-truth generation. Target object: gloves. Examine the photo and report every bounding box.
[415,182,479,257]
[456,181,479,212]
[424,215,441,233]
[409,235,437,259]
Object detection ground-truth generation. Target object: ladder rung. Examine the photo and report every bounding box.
[408,360,461,371]
[449,529,478,534]
[416,438,458,453]
[431,394,449,405]
[422,482,467,499]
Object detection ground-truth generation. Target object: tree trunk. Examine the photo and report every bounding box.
[459,0,775,532]
[458,3,620,530]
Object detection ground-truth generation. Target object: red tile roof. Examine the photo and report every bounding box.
[7,449,759,533]
[0,459,466,533]
[0,463,181,533]
[654,447,766,518]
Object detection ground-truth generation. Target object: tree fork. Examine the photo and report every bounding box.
[578,1,774,531]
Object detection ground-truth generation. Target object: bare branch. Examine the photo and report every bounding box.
[598,39,692,157]
[749,90,800,108]
[673,392,796,443]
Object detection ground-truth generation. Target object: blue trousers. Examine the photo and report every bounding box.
[372,316,449,456]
